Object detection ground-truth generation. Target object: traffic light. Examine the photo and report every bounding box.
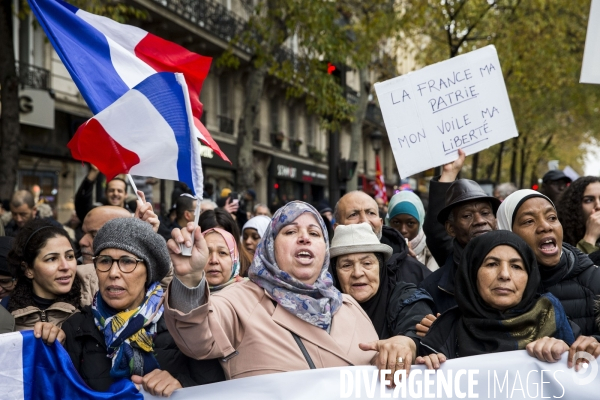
[327,62,336,75]
[325,62,345,87]
[531,184,539,191]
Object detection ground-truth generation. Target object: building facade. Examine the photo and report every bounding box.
[8,0,399,222]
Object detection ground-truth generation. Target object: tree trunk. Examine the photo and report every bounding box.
[236,65,267,191]
[485,157,496,180]
[510,137,518,184]
[0,0,20,198]
[471,153,479,181]
[519,135,529,189]
[346,67,369,192]
[495,141,504,184]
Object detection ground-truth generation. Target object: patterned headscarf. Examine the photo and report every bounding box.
[248,201,343,332]
[202,227,242,292]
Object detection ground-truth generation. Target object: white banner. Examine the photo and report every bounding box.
[144,350,599,399]
[581,0,600,84]
[374,45,518,178]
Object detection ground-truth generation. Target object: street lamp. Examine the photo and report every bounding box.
[370,130,383,155]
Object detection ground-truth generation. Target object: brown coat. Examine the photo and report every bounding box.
[165,280,378,380]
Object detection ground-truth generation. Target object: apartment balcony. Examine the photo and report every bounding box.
[148,0,251,52]
[16,62,50,90]
[289,138,302,155]
[270,132,284,149]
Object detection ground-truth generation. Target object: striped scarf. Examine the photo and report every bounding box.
[92,282,164,379]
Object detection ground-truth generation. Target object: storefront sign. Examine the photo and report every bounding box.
[18,89,55,129]
[201,140,237,169]
[199,144,214,159]
[277,165,297,179]
[271,157,328,186]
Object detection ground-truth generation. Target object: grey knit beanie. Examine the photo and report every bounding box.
[93,218,170,285]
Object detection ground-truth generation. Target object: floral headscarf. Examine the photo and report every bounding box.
[248,201,343,332]
[202,228,242,292]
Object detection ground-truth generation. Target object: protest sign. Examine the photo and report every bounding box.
[374,45,518,178]
[144,350,599,399]
[581,0,600,84]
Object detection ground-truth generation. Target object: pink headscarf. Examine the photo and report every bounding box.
[202,228,242,291]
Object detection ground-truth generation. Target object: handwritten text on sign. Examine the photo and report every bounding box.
[374,45,518,177]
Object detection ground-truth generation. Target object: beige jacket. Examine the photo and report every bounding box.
[12,302,78,331]
[165,280,378,380]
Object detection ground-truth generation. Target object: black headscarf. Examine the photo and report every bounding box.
[455,230,540,320]
[422,230,574,358]
[331,253,393,338]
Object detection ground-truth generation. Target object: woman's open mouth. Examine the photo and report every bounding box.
[538,237,558,256]
[105,285,126,297]
[295,250,314,263]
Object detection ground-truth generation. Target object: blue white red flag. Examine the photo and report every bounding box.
[0,330,141,400]
[68,72,204,195]
[27,0,230,163]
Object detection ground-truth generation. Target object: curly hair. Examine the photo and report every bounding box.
[556,176,600,246]
[7,219,81,311]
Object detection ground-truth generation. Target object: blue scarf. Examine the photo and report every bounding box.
[92,282,164,379]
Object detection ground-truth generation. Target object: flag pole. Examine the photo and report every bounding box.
[126,174,143,202]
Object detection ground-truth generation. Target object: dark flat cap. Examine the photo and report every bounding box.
[437,179,501,224]
[542,170,572,183]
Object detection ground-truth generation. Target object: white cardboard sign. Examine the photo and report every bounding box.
[581,0,600,84]
[374,45,518,177]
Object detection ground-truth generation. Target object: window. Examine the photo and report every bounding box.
[270,98,279,133]
[218,75,230,117]
[288,107,296,139]
[306,115,314,146]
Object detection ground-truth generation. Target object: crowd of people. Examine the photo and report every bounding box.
[0,151,600,396]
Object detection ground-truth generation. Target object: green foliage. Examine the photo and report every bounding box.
[217,0,409,130]
[406,0,600,184]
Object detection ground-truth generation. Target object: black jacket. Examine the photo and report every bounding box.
[385,282,434,344]
[418,255,457,315]
[541,244,600,338]
[419,306,583,360]
[74,178,132,223]
[381,226,432,286]
[62,306,225,392]
[423,178,454,267]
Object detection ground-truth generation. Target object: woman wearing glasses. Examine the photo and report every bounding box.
[61,218,224,396]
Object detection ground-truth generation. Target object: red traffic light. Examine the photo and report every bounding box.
[327,62,336,75]
[274,183,279,189]
[532,184,539,191]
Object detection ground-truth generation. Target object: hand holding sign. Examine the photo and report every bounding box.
[374,45,518,178]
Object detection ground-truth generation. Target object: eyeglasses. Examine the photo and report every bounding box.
[0,277,16,290]
[92,255,144,273]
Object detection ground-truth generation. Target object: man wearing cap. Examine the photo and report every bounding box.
[334,191,431,285]
[419,150,500,315]
[539,170,572,203]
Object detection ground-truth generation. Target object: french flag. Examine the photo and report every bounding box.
[68,72,204,195]
[0,330,141,399]
[28,0,230,163]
